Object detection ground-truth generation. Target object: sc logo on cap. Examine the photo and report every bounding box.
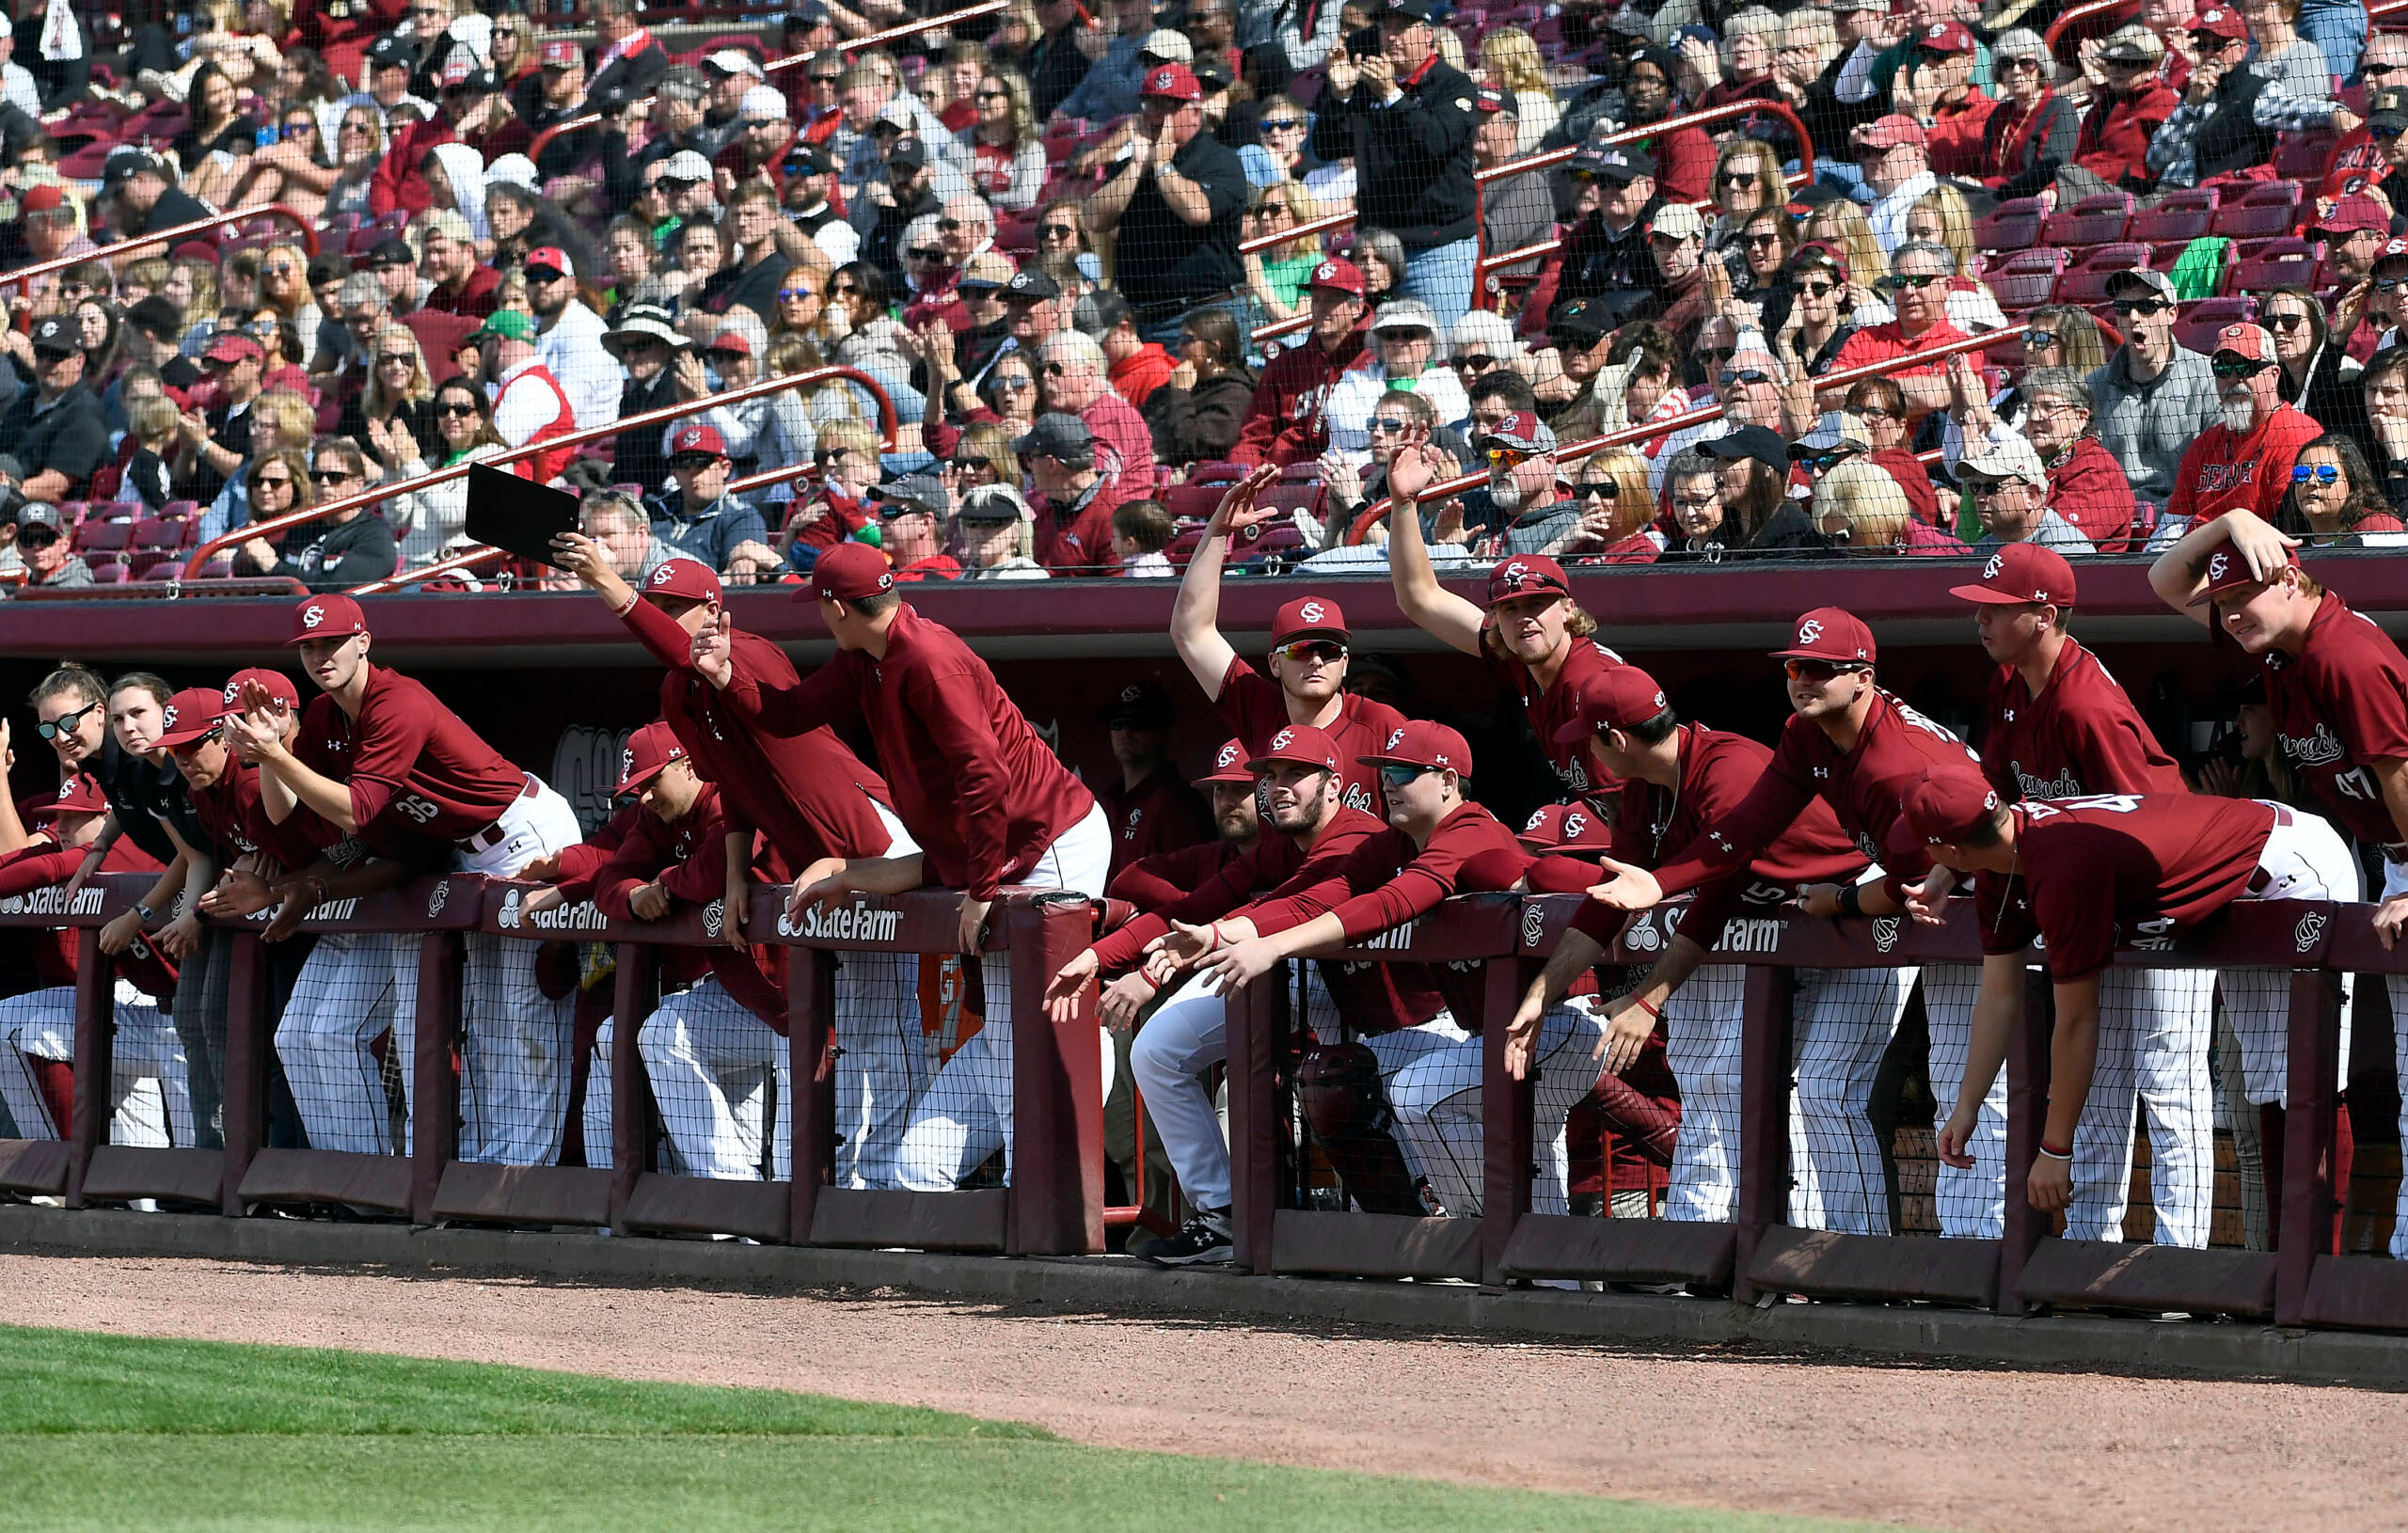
[1563,811,1588,840]
[1152,67,1175,88]
[1983,551,2004,581]
[1314,261,1337,282]
[1298,600,1325,624]
[1215,742,1241,768]
[621,746,636,781]
[161,704,178,730]
[2209,551,2230,582]
[301,604,325,629]
[1270,727,1295,751]
[1386,727,1406,750]
[650,563,676,587]
[1497,561,1530,590]
[1797,618,1824,644]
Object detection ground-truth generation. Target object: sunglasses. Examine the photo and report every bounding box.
[1717,170,1761,189]
[2024,330,2059,349]
[282,120,316,137]
[341,119,373,134]
[2265,311,2314,330]
[1450,354,1497,372]
[705,347,748,363]
[2293,464,2343,484]
[1576,481,1620,499]
[975,87,1011,101]
[2111,297,2170,316]
[907,246,946,261]
[253,475,294,490]
[1742,232,1783,249]
[19,527,61,549]
[1275,640,1346,664]
[1783,658,1866,683]
[1260,118,1303,132]
[2001,55,2044,71]
[671,454,721,470]
[36,702,97,739]
[779,287,820,301]
[436,401,480,417]
[1042,360,1071,375]
[1485,446,1531,466]
[1791,447,1857,469]
[1380,329,1432,343]
[1881,273,1944,292]
[1376,764,1432,790]
[2376,123,2408,141]
[812,72,844,85]
[1796,280,1837,299]
[1368,418,1414,435]
[2211,356,2270,377]
[266,263,297,277]
[309,467,356,484]
[1719,369,1773,388]
[1039,223,1077,239]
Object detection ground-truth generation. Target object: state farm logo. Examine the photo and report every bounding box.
[301,604,325,628]
[2295,909,2326,952]
[1797,619,1824,645]
[1624,917,1663,954]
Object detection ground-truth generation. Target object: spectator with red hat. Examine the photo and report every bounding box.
[2313,194,2391,290]
[2147,5,2358,190]
[645,422,777,580]
[521,245,618,434]
[1851,115,1937,257]
[2063,26,2180,198]
[2162,321,2323,530]
[1896,21,2000,179]
[1085,61,1249,346]
[1230,258,1370,466]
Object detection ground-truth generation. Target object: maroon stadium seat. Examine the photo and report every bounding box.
[2052,243,2153,305]
[2040,192,2134,248]
[2173,296,2255,354]
[2210,180,2303,240]
[1987,247,2067,310]
[1972,198,2045,254]
[2224,236,2317,295]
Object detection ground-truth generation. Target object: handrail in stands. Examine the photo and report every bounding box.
[0,203,318,294]
[187,365,897,580]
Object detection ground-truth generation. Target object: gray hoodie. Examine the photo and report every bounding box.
[2086,344,2222,507]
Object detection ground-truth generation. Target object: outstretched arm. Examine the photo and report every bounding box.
[1386,425,1488,656]
[1936,951,2024,1167]
[1169,466,1277,697]
[2147,509,2298,625]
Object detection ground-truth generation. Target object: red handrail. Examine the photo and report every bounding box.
[2042,0,2139,56]
[1345,325,2012,543]
[525,0,1010,166]
[0,202,318,295]
[188,364,898,579]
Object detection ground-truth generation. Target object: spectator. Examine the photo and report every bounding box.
[1896,21,1994,180]
[1557,147,1657,307]
[1535,295,1619,437]
[1112,497,1178,576]
[121,396,181,511]
[588,0,672,104]
[1231,259,1370,466]
[172,331,269,508]
[2281,431,2406,545]
[2089,266,2223,506]
[1959,433,2097,555]
[715,86,796,202]
[420,213,501,321]
[1621,43,1713,200]
[1701,424,1798,548]
[2367,86,2408,213]
[1144,308,1256,467]
[2311,196,2388,293]
[1480,411,1580,556]
[526,247,619,434]
[171,61,259,209]
[962,68,1045,212]
[1248,91,1321,186]
[2020,367,2139,551]
[2363,345,2408,507]
[1326,298,1468,463]
[874,473,963,581]
[2243,0,2331,102]
[1475,90,1552,283]
[2017,303,2110,391]
[1040,329,1157,482]
[2147,7,2356,190]
[1062,0,1182,122]
[686,316,815,477]
[1978,28,2078,197]
[1566,447,1664,562]
[1853,115,1939,256]
[1814,456,1943,553]
[1732,210,1798,326]
[1905,185,2006,334]
[240,438,400,589]
[1307,0,1481,331]
[1025,0,1093,124]
[1085,64,1249,346]
[13,506,91,588]
[1637,202,1712,346]
[826,262,923,425]
[478,308,578,484]
[2066,26,2178,198]
[1845,375,1944,528]
[1079,290,1176,411]
[648,422,777,580]
[1653,338,1785,482]
[856,134,946,289]
[780,144,859,266]
[2162,321,2322,533]
[103,150,214,244]
[1478,27,1560,152]
[0,317,108,502]
[1658,447,1736,562]
[600,304,694,497]
[579,488,679,582]
[1240,182,1324,325]
[1705,137,1786,267]
[348,324,442,478]
[1772,241,1861,391]
[1016,412,1130,573]
[1828,241,1968,419]
[955,481,1048,578]
[2263,286,2370,454]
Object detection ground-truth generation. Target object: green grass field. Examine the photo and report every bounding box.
[0,1324,1895,1531]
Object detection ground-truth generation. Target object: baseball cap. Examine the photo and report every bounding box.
[887,134,930,170]
[153,687,236,751]
[668,423,730,463]
[1099,681,1177,730]
[1013,412,1095,463]
[2191,6,2247,41]
[2375,236,2408,274]
[1247,722,1342,774]
[32,774,108,821]
[1306,257,1365,296]
[366,34,414,68]
[661,149,714,183]
[1194,56,1234,92]
[957,253,1016,291]
[1571,145,1654,182]
[221,667,301,714]
[1370,297,1439,335]
[1547,296,1610,344]
[705,46,767,76]
[707,327,753,357]
[1140,27,1194,61]
[740,85,789,120]
[1476,410,1556,455]
[1272,594,1349,646]
[1791,239,1849,284]
[440,57,497,91]
[2371,86,2408,133]
[524,246,576,282]
[1648,202,1705,242]
[1797,410,1871,453]
[2189,537,2297,607]
[1486,553,1573,607]
[2098,24,2163,63]
[784,142,834,177]
[1771,606,1875,665]
[2212,321,2276,364]
[2103,266,2177,304]
[1142,62,1201,101]
[1476,86,1515,117]
[540,38,581,68]
[1518,801,1613,852]
[1949,542,2078,608]
[1196,737,1255,785]
[1551,665,1671,745]
[1914,19,1974,52]
[201,330,266,366]
[1358,719,1473,776]
[642,557,724,605]
[808,541,896,603]
[19,183,65,215]
[1852,114,1927,151]
[1381,0,1437,20]
[613,720,689,796]
[874,472,948,517]
[1701,424,1787,474]
[2318,193,2389,237]
[1957,433,2049,486]
[287,593,367,644]
[1889,766,2004,858]
[1003,267,1061,303]
[476,308,537,343]
[370,235,418,268]
[29,317,79,357]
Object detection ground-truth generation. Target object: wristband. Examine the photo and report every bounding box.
[2036,1140,2074,1162]
[1838,881,1863,919]
[1629,993,1660,1020]
[610,588,640,618]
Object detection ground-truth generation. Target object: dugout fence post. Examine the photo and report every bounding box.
[2292,922,2408,1329]
[1006,896,1109,1256]
[1481,954,1538,1291]
[61,946,116,1209]
[2275,967,2346,1326]
[409,930,465,1225]
[1227,971,1284,1274]
[607,940,661,1235]
[1993,967,2056,1316]
[787,944,837,1244]
[216,932,269,1216]
[1730,965,1795,1305]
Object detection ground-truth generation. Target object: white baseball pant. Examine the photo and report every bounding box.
[1382,995,1608,1217]
[1787,964,1916,1236]
[895,803,1114,1191]
[634,976,794,1180]
[1661,964,1751,1224]
[1915,963,2008,1238]
[582,1017,615,1172]
[0,980,189,1147]
[2219,805,2360,1112]
[452,778,583,1165]
[832,799,927,1189]
[275,931,414,1155]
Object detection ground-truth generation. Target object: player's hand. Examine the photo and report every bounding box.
[1044,946,1100,1025]
[517,851,564,882]
[956,893,991,956]
[521,884,566,915]
[1098,971,1158,1033]
[1196,934,1279,995]
[1935,1106,1978,1168]
[1583,857,1664,912]
[785,856,852,924]
[2213,509,2300,583]
[261,888,312,943]
[1595,993,1657,1076]
[549,530,613,587]
[1798,883,1844,919]
[1323,49,1359,97]
[2373,893,2408,950]
[1153,918,1219,965]
[2025,1151,2073,1212]
[691,609,737,689]
[59,846,107,902]
[1502,980,1550,1081]
[1208,463,1280,539]
[1903,864,1957,925]
[156,911,202,959]
[200,866,277,917]
[722,866,750,949]
[1384,424,1442,503]
[628,879,670,922]
[1,717,13,774]
[96,908,145,956]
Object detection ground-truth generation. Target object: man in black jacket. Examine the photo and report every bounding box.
[1085,64,1250,344]
[0,317,108,503]
[1307,0,1479,331]
[1556,146,1658,310]
[2146,8,2355,189]
[239,439,399,591]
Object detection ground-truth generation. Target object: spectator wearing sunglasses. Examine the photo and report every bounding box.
[1973,29,2078,198]
[1651,336,1785,492]
[2358,84,2408,218]
[2281,433,2408,545]
[2088,266,2225,508]
[1556,146,1660,307]
[2159,321,2322,536]
[13,506,91,589]
[1324,299,1469,466]
[1824,241,1969,421]
[1957,433,2097,557]
[240,439,399,592]
[1015,412,1133,574]
[2018,368,2139,552]
[2258,286,2372,459]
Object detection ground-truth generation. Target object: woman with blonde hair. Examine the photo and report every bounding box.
[954,482,1047,579]
[1905,183,2007,333]
[1243,181,1324,323]
[1812,458,1914,549]
[200,390,317,540]
[346,324,439,473]
[968,66,1045,210]
[1478,29,1559,152]
[1567,447,1663,562]
[255,242,323,361]
[1800,200,1892,318]
[944,420,1022,501]
[165,261,223,358]
[322,103,385,222]
[1707,137,1787,256]
[987,0,1040,70]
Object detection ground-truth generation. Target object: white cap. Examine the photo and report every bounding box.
[1649,202,1705,242]
[1141,28,1195,60]
[1959,432,2048,486]
[1799,410,1871,452]
[706,47,767,77]
[483,151,539,190]
[662,149,714,182]
[740,84,789,120]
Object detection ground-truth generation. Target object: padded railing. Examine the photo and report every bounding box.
[0,203,318,298]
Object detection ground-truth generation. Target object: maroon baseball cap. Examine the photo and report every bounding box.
[642,556,723,605]
[1272,595,1349,646]
[19,184,64,214]
[153,687,233,751]
[1551,666,1671,745]
[1518,800,1613,852]
[1485,553,1572,607]
[2317,193,2389,237]
[1948,543,2077,608]
[203,331,267,366]
[2189,537,2299,607]
[1306,257,1365,296]
[1142,62,1201,101]
[287,593,367,644]
[1246,722,1341,775]
[2191,6,2247,41]
[1196,736,1254,785]
[614,719,689,796]
[1790,239,1849,285]
[1915,18,1975,52]
[1771,606,1875,665]
[32,773,107,821]
[1889,766,2004,858]
[668,422,728,462]
[221,666,301,713]
[809,541,895,602]
[540,39,581,67]
[1358,719,1474,777]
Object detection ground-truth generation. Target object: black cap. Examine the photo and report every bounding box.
[126,295,182,338]
[1571,144,1654,182]
[874,472,948,516]
[888,134,928,170]
[1546,295,1609,342]
[367,33,416,67]
[1625,41,1677,78]
[594,83,637,112]
[1700,424,1787,473]
[1194,55,1233,90]
[102,146,164,185]
[307,253,350,288]
[784,2,831,26]
[2373,87,2408,132]
[369,235,417,267]
[1012,412,1095,465]
[1003,267,1061,303]
[1098,681,1177,729]
[1380,0,1436,21]
[783,141,833,176]
[28,316,76,356]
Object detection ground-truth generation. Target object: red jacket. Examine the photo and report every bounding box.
[1110,343,1177,411]
[2076,84,2178,190]
[1231,315,1371,466]
[1925,91,2000,179]
[372,119,451,219]
[2046,435,2138,552]
[1034,470,1134,574]
[1082,390,1156,484]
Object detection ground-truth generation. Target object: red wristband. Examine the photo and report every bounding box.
[2037,1138,2074,1161]
[1631,993,1661,1019]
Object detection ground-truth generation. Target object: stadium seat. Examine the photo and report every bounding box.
[2225,236,2316,295]
[1164,482,1228,522]
[2128,188,2219,257]
[2040,192,2133,249]
[130,518,182,553]
[73,521,133,555]
[2173,296,2254,354]
[87,560,129,585]
[1972,198,2045,254]
[2052,243,2153,306]
[126,551,173,581]
[1987,247,2068,310]
[2273,132,2338,181]
[2210,181,2303,240]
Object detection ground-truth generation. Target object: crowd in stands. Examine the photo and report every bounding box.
[2,0,2407,591]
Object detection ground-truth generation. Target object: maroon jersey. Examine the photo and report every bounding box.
[1980,794,2275,981]
[1089,806,1387,972]
[2257,592,2408,849]
[188,759,337,872]
[1095,763,1214,884]
[1481,634,1625,801]
[1107,836,1244,909]
[1655,689,1981,902]
[1572,725,1866,946]
[624,601,899,869]
[1982,638,2183,804]
[0,838,176,1000]
[294,666,526,848]
[548,799,643,890]
[1212,656,1401,816]
[587,792,791,1030]
[733,602,1098,900]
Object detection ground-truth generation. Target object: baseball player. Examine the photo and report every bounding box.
[1105,737,1260,909]
[1045,724,1392,1263]
[1194,721,1610,1219]
[1508,665,1868,1224]
[225,594,584,1165]
[692,543,1111,1191]
[0,774,186,1149]
[537,723,796,1180]
[1909,771,2359,1223]
[1093,682,1213,884]
[1172,470,1406,814]
[552,543,927,1189]
[1385,435,1624,804]
[1939,544,2207,1245]
[1581,608,1969,1235]
[2150,512,2396,1252]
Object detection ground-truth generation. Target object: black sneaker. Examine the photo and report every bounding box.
[1140,1209,1234,1267]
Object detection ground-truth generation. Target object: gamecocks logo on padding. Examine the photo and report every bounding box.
[301,604,325,629]
[1521,903,1545,950]
[1797,618,1824,645]
[703,899,724,939]
[2296,909,2327,953]
[1873,916,1900,953]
